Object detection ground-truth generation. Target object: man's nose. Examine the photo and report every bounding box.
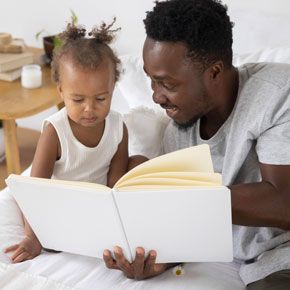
[152,87,167,105]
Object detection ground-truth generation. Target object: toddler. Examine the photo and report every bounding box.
[5,19,129,263]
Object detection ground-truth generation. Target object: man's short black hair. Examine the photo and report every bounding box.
[144,0,234,68]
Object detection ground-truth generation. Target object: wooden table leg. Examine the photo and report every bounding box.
[3,119,21,175]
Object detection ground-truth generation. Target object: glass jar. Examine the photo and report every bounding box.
[21,64,42,89]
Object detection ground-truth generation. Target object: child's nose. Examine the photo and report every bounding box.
[84,100,95,112]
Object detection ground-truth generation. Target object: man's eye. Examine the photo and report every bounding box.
[163,83,176,90]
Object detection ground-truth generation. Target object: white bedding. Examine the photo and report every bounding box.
[0,168,245,290]
[0,257,245,290]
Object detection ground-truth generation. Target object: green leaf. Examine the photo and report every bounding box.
[70,9,78,26]
[53,36,62,49]
[35,29,46,40]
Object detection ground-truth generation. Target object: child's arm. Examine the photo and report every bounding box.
[30,123,60,178]
[5,123,60,263]
[107,123,129,188]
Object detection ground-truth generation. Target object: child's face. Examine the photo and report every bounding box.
[57,58,115,128]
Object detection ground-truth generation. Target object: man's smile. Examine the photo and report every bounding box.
[161,105,179,118]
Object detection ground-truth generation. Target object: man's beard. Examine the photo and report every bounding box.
[173,116,199,131]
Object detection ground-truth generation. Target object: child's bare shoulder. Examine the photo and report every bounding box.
[38,122,60,155]
[41,122,58,141]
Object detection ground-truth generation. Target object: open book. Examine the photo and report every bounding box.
[6,144,233,263]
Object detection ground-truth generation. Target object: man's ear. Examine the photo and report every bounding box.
[209,61,224,80]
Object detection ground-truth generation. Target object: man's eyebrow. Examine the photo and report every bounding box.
[143,67,171,81]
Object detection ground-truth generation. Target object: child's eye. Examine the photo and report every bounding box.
[96,97,106,101]
[73,99,83,103]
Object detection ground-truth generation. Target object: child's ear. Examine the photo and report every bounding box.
[57,84,64,100]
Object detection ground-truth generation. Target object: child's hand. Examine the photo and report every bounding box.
[4,235,42,263]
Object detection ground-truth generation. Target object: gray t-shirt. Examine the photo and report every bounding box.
[163,63,290,285]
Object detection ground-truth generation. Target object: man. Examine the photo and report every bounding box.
[103,0,290,288]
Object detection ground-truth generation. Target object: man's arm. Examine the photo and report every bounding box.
[230,163,290,230]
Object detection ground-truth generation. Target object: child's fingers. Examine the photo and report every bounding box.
[13,251,30,263]
[4,244,19,253]
[11,247,25,261]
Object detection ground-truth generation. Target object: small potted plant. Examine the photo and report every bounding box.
[36,33,62,63]
[36,10,78,64]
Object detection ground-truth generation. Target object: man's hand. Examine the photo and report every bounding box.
[4,235,42,263]
[103,246,168,280]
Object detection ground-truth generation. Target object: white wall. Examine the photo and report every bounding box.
[2,0,290,56]
[2,0,290,130]
[1,0,154,56]
[224,0,290,54]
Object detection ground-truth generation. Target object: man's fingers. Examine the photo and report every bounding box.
[144,250,157,274]
[4,244,19,253]
[103,249,119,270]
[114,246,132,274]
[144,250,168,277]
[133,247,145,279]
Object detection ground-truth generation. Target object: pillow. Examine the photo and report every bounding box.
[118,47,290,114]
[233,46,290,66]
[123,106,170,159]
[0,166,32,262]
[110,85,130,115]
[0,187,25,259]
[116,56,169,158]
[117,55,162,111]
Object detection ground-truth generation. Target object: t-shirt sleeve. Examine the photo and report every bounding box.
[162,122,178,154]
[256,104,290,165]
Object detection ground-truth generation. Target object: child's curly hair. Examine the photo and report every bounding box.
[51,18,121,83]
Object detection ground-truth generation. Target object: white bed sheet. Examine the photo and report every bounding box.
[0,255,245,290]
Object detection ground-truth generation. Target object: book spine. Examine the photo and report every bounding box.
[111,188,133,262]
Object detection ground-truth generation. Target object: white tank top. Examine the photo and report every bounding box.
[42,108,123,185]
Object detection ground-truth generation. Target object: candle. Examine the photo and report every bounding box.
[21,64,42,89]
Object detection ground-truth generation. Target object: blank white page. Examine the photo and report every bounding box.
[6,176,131,261]
[114,187,233,263]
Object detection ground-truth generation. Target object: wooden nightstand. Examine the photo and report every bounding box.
[0,48,62,174]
